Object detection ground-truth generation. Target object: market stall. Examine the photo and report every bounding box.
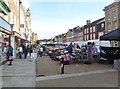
[99,27,120,64]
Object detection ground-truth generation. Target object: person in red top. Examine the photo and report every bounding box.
[60,50,71,65]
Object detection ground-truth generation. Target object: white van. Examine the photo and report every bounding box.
[86,39,110,52]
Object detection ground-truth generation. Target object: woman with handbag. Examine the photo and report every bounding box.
[7,45,13,65]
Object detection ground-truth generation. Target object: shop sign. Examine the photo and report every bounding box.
[4,38,9,42]
[0,17,11,32]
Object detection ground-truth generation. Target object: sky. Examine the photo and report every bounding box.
[21,0,114,39]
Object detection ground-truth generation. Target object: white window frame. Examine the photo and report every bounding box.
[90,34,92,40]
[85,29,86,34]
[84,35,86,41]
[93,26,95,32]
[87,35,89,40]
[108,23,111,31]
[90,27,92,33]
[113,10,117,19]
[113,21,117,30]
[93,33,95,39]
[101,23,104,29]
[87,28,89,33]
[107,13,110,21]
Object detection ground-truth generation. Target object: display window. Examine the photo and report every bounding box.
[0,31,9,63]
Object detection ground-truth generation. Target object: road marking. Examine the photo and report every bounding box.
[36,69,117,81]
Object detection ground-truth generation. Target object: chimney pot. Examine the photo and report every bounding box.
[86,20,91,25]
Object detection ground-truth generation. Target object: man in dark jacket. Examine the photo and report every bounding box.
[24,46,28,59]
[67,43,73,55]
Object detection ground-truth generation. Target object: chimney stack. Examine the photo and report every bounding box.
[86,20,91,25]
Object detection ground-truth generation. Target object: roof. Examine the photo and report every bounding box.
[103,1,120,11]
[80,17,105,30]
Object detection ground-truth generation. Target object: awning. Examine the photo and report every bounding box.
[0,0,11,15]
[0,26,11,35]
[100,28,120,41]
[13,31,22,39]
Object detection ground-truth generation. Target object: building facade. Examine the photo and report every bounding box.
[31,32,38,44]
[54,34,64,43]
[66,29,75,42]
[0,0,11,63]
[0,0,32,59]
[103,1,120,47]
[25,8,32,44]
[6,0,21,58]
[82,18,105,41]
[19,1,27,45]
[73,26,81,42]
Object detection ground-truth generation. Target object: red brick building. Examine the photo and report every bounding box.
[82,18,105,41]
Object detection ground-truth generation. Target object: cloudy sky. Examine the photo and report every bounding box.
[21,0,114,39]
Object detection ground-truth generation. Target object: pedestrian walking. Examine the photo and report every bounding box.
[18,45,23,59]
[67,42,73,55]
[30,47,37,61]
[43,45,47,56]
[24,46,28,59]
[39,46,43,57]
[7,45,13,65]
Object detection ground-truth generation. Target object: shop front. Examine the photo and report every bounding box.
[0,16,11,65]
[12,31,21,58]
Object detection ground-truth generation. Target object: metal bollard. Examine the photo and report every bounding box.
[61,63,64,74]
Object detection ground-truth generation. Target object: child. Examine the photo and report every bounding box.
[60,50,71,65]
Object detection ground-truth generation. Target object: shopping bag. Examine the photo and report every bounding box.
[27,53,30,57]
[9,56,14,61]
[30,53,37,61]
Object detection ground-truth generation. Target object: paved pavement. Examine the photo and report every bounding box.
[36,56,118,87]
[36,70,118,87]
[0,55,119,88]
[1,58,36,87]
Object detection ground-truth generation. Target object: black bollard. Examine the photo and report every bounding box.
[61,63,64,74]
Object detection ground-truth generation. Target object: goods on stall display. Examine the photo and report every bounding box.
[0,33,9,63]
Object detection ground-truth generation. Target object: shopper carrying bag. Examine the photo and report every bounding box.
[7,45,13,65]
